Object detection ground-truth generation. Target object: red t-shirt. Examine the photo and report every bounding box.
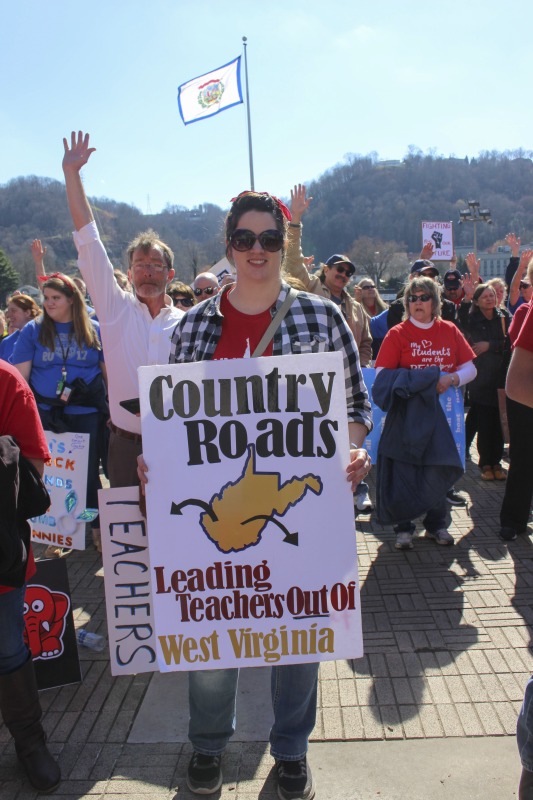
[515,302,533,353]
[376,317,475,372]
[213,290,274,360]
[0,362,50,593]
[509,302,531,347]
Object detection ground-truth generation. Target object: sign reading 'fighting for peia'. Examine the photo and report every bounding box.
[139,353,363,672]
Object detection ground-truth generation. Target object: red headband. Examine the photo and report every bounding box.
[38,273,76,292]
[230,191,292,221]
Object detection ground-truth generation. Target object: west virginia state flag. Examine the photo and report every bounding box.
[178,56,243,125]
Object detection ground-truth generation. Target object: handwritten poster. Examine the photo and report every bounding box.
[30,431,94,551]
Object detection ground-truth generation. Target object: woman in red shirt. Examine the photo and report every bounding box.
[376,277,476,550]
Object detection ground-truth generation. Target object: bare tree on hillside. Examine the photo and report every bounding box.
[349,236,408,285]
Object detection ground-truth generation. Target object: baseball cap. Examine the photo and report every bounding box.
[410,259,439,278]
[444,269,462,289]
[325,254,355,275]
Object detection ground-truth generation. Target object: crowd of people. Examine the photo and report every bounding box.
[2,134,533,798]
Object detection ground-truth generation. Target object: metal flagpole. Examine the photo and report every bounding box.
[242,36,255,190]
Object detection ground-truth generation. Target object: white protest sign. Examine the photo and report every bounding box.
[30,431,93,551]
[139,352,363,672]
[421,221,454,260]
[211,256,235,283]
[98,487,158,676]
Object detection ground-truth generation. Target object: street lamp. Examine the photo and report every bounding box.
[457,200,492,255]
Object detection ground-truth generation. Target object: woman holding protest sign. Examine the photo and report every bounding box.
[138,190,372,800]
[11,274,108,554]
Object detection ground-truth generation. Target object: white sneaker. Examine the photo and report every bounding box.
[355,490,373,512]
[395,531,413,550]
[426,528,454,546]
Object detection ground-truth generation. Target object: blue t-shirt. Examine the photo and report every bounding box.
[0,329,21,363]
[11,319,104,415]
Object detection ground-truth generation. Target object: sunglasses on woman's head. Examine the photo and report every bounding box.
[408,294,432,303]
[193,286,216,297]
[172,296,194,307]
[229,229,284,252]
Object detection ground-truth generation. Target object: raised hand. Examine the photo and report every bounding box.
[465,252,480,279]
[519,249,533,273]
[30,238,46,278]
[62,131,96,173]
[505,232,521,258]
[462,272,476,301]
[290,184,313,223]
[420,242,434,260]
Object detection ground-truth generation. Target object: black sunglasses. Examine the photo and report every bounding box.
[408,293,432,303]
[172,296,194,307]
[230,229,284,253]
[193,286,216,297]
[361,284,376,289]
[520,282,531,290]
[333,264,354,277]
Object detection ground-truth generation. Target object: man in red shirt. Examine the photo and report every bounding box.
[0,361,60,792]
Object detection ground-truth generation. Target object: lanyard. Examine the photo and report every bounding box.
[55,330,73,395]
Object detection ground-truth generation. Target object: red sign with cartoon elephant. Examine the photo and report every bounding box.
[23,584,70,660]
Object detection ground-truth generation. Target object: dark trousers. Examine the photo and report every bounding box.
[471,402,504,468]
[394,496,451,534]
[500,397,533,531]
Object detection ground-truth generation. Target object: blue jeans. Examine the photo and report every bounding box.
[518,676,533,771]
[0,584,30,675]
[188,662,319,760]
[394,496,451,535]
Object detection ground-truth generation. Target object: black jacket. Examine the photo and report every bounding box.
[372,367,463,524]
[458,304,510,406]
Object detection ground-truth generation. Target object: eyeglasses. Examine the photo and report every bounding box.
[334,265,355,277]
[229,229,284,252]
[361,284,376,290]
[172,296,194,307]
[131,262,168,273]
[193,286,217,297]
[408,294,432,303]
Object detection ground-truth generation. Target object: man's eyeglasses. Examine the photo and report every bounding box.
[333,264,355,277]
[193,286,217,297]
[172,296,194,307]
[408,294,432,303]
[131,262,168,273]
[229,229,284,253]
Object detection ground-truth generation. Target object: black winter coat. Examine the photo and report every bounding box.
[458,304,510,407]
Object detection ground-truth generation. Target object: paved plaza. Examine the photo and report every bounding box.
[1,447,531,798]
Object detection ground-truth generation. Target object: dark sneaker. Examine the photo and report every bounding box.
[499,527,518,541]
[275,758,315,800]
[446,489,467,506]
[426,528,454,546]
[186,752,222,795]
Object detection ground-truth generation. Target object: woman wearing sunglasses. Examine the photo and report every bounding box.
[139,190,372,800]
[168,281,196,311]
[375,277,476,550]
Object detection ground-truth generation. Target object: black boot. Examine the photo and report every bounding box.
[520,768,533,799]
[0,656,61,792]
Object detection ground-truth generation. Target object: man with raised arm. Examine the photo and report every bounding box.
[62,131,183,487]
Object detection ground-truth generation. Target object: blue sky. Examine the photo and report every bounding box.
[2,0,532,214]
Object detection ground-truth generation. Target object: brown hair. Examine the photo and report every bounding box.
[126,229,174,269]
[225,192,288,262]
[7,293,41,319]
[470,283,496,313]
[168,281,196,305]
[39,275,100,351]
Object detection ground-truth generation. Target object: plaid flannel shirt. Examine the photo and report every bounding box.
[169,282,372,431]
